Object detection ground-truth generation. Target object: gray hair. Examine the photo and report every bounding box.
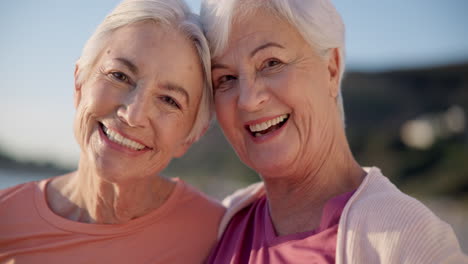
[200,0,346,121]
[77,0,213,143]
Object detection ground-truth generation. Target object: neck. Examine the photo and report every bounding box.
[47,160,175,224]
[263,128,365,236]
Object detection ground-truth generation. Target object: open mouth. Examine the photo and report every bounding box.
[99,123,147,151]
[246,114,290,137]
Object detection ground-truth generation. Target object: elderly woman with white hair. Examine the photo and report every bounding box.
[0,0,224,263]
[200,0,467,263]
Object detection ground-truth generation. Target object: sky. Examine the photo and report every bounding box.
[1,0,468,167]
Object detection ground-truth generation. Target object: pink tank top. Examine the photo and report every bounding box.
[207,190,354,263]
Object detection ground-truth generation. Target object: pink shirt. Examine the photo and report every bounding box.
[0,178,225,264]
[207,190,354,264]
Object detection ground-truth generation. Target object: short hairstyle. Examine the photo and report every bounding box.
[200,0,346,121]
[77,0,213,143]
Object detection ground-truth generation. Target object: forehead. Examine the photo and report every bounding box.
[102,22,204,97]
[217,9,305,59]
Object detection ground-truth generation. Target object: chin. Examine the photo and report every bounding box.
[91,156,131,181]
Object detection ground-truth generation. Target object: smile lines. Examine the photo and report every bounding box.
[101,124,146,151]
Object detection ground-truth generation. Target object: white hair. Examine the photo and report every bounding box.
[200,0,346,122]
[77,0,213,143]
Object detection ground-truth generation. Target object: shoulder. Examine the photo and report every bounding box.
[0,180,40,205]
[347,167,447,230]
[0,179,49,239]
[340,167,467,263]
[216,181,265,238]
[222,181,265,208]
[172,179,225,221]
[347,168,436,224]
[177,180,224,208]
[160,180,226,255]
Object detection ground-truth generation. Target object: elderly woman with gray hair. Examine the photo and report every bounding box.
[200,0,467,263]
[0,0,224,263]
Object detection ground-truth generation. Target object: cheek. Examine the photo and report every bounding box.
[286,68,330,106]
[73,82,121,142]
[153,112,189,141]
[215,93,237,130]
[215,97,243,150]
[73,104,94,149]
[86,83,122,115]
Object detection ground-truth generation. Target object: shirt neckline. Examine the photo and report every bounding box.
[34,177,185,235]
[264,189,355,246]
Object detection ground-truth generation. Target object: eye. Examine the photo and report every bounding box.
[215,75,237,91]
[160,95,180,109]
[110,71,130,83]
[219,75,237,84]
[262,58,283,70]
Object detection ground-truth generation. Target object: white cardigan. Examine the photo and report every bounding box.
[219,167,468,264]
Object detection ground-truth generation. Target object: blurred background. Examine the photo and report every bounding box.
[1,0,467,252]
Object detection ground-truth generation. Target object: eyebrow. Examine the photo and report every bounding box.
[212,42,285,71]
[162,82,190,105]
[115,57,139,75]
[250,42,285,58]
[212,63,229,71]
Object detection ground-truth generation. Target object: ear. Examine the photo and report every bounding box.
[74,62,82,109]
[327,48,341,98]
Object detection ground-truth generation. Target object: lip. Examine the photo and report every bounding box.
[244,114,288,126]
[245,114,290,143]
[98,123,151,156]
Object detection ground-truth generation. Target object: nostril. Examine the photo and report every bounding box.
[116,104,131,126]
[119,102,150,128]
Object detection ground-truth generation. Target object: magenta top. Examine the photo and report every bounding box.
[207,190,355,264]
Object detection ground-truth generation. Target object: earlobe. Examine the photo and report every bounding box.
[327,48,341,98]
[74,63,82,108]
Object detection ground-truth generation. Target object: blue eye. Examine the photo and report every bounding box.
[161,96,180,109]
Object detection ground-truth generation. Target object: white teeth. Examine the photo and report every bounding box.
[102,125,145,151]
[249,114,289,133]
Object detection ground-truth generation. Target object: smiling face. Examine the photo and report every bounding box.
[74,21,203,182]
[212,10,342,178]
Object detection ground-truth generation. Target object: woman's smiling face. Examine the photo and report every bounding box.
[74,21,203,182]
[212,10,342,178]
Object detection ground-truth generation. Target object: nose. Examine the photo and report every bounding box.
[237,77,269,112]
[117,88,151,128]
